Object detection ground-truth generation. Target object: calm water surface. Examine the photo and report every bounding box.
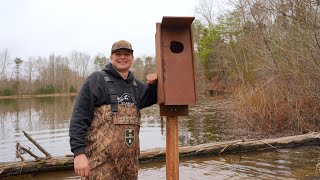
[0,97,319,179]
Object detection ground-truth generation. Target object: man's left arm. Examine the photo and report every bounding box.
[139,74,158,109]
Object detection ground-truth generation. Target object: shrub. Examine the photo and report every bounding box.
[36,85,55,94]
[68,85,77,93]
[0,87,17,96]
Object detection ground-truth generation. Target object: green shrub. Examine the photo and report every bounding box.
[68,85,77,93]
[0,87,17,96]
[36,85,55,94]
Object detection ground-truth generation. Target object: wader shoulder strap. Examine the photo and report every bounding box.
[132,80,140,109]
[132,80,141,118]
[101,72,118,113]
[100,71,140,113]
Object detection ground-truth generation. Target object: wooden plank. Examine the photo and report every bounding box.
[166,116,179,180]
[161,16,195,28]
[160,105,188,116]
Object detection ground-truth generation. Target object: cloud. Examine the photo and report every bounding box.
[0,0,197,59]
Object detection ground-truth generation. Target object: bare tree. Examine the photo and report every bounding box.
[144,56,156,82]
[69,51,91,87]
[24,57,37,94]
[54,55,72,93]
[48,54,56,86]
[93,54,109,71]
[131,57,144,81]
[0,48,11,81]
[195,0,216,29]
[225,0,320,133]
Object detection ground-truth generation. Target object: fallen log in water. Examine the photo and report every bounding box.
[0,132,319,177]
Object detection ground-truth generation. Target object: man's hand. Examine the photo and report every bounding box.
[146,73,158,84]
[74,153,90,177]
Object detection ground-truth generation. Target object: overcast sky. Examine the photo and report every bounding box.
[0,0,230,60]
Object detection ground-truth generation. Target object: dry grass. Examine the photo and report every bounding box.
[230,76,320,135]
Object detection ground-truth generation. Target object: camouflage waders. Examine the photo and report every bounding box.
[84,104,140,180]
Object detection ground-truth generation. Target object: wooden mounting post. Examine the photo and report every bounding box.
[160,105,188,180]
[166,116,179,180]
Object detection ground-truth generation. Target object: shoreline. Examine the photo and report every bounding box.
[0,93,78,100]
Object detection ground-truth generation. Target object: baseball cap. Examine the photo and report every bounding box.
[111,40,134,53]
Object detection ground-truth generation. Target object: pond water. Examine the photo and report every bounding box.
[0,96,319,179]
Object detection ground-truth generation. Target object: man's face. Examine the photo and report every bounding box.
[110,49,134,73]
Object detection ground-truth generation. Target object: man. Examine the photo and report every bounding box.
[69,40,157,179]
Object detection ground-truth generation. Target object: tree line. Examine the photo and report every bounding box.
[0,0,319,133]
[0,49,155,96]
[193,0,320,133]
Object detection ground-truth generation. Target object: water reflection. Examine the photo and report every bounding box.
[140,146,320,180]
[0,97,319,179]
[0,97,233,162]
[0,96,76,162]
[179,103,226,146]
[4,146,320,180]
